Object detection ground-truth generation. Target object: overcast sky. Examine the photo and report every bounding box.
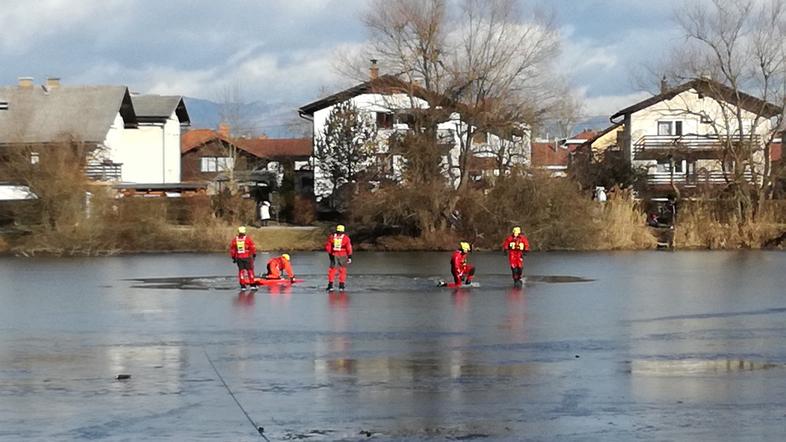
[0,0,686,121]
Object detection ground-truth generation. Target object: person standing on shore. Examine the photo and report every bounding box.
[259,201,271,226]
[325,224,352,291]
[450,242,475,286]
[503,226,530,287]
[230,226,257,289]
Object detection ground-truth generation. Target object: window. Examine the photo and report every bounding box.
[656,158,684,173]
[657,121,683,136]
[376,112,393,129]
[200,157,217,172]
[200,156,233,172]
[472,130,488,144]
[30,152,39,165]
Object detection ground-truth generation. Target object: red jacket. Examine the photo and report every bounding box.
[451,250,470,275]
[325,233,352,256]
[267,256,294,279]
[503,234,530,254]
[229,235,256,259]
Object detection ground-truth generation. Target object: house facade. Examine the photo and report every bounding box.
[298,69,530,201]
[0,78,191,199]
[181,126,313,197]
[610,78,780,195]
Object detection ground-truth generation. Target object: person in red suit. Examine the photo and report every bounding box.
[502,226,530,287]
[450,242,475,286]
[229,226,256,289]
[265,254,296,281]
[325,224,352,291]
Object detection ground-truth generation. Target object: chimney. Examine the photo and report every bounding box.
[369,59,379,80]
[46,77,61,90]
[18,77,34,89]
[217,122,230,138]
[660,75,669,94]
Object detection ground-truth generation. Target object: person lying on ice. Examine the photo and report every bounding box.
[265,254,296,282]
[503,226,530,287]
[451,242,475,286]
[230,226,256,289]
[325,224,352,291]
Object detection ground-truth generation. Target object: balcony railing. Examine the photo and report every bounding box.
[633,134,762,160]
[85,162,122,181]
[647,170,755,186]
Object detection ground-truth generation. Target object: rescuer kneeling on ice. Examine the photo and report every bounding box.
[265,254,296,282]
[230,226,257,289]
[503,226,530,287]
[451,242,475,286]
[325,224,353,291]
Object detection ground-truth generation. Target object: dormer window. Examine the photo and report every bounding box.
[376,112,393,129]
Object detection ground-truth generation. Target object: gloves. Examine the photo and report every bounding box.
[253,254,256,259]
[232,258,237,264]
[509,242,516,249]
[518,243,525,250]
[290,277,296,282]
[347,256,353,264]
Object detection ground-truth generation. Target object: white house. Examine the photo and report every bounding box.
[298,69,530,201]
[126,94,190,184]
[0,78,190,199]
[609,78,781,193]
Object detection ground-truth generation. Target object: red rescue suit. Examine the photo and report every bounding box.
[229,235,256,286]
[450,250,475,285]
[503,234,530,281]
[325,233,353,284]
[266,256,294,280]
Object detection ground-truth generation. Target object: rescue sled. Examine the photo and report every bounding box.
[252,277,304,286]
[437,280,480,288]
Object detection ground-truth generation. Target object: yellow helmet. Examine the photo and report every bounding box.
[336,224,345,232]
[238,226,247,234]
[282,253,290,261]
[459,241,471,253]
[512,226,521,236]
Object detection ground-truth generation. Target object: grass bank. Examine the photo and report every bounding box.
[4,224,324,256]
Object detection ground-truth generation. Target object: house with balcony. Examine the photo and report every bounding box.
[0,77,192,200]
[609,78,781,196]
[297,62,530,202]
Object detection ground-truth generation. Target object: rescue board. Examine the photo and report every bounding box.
[252,278,304,286]
[437,280,480,288]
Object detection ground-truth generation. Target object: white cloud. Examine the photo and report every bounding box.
[583,91,652,116]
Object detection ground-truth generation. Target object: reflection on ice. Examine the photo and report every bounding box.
[630,358,781,375]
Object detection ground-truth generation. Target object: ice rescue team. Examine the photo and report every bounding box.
[230,224,530,290]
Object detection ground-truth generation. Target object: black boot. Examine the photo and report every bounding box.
[339,282,345,291]
[326,282,334,292]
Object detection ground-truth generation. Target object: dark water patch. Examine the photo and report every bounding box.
[525,274,594,284]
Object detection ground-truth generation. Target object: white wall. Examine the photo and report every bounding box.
[104,111,182,183]
[310,92,531,199]
[629,88,773,172]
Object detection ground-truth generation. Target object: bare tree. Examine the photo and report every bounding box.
[663,0,786,217]
[356,0,562,195]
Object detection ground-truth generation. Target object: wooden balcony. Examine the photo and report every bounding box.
[633,134,761,160]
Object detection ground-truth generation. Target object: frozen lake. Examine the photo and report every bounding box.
[1,251,786,440]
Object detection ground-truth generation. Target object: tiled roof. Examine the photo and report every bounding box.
[181,129,227,153]
[0,85,136,144]
[235,138,312,159]
[181,129,312,159]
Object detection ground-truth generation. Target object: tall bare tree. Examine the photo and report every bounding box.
[357,0,561,194]
[664,0,786,217]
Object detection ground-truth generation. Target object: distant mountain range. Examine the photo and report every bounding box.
[183,97,310,138]
[184,96,613,140]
